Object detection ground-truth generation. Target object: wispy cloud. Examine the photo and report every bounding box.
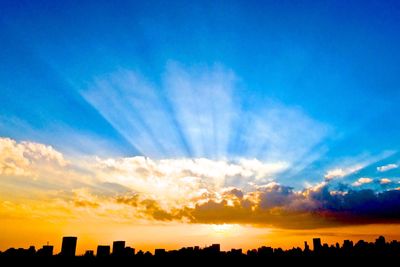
[324,165,364,181]
[352,177,373,187]
[324,151,396,181]
[377,163,398,172]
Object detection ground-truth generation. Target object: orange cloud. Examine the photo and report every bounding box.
[2,137,400,232]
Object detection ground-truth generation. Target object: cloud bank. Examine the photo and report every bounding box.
[1,137,400,229]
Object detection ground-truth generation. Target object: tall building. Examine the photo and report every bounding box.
[97,245,111,257]
[112,241,126,256]
[313,238,322,252]
[304,241,310,252]
[61,236,77,257]
[376,236,386,247]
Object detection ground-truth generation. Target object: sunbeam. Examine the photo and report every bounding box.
[81,62,330,178]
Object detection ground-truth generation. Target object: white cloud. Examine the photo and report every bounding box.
[90,156,290,207]
[324,151,396,181]
[352,177,373,187]
[0,138,31,176]
[0,137,67,177]
[380,178,392,184]
[0,137,290,210]
[377,164,398,172]
[324,164,364,180]
[20,140,67,167]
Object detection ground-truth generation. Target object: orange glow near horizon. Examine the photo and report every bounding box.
[2,137,400,255]
[2,214,400,255]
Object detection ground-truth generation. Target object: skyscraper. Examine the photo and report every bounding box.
[61,236,77,257]
[313,238,322,252]
[112,241,125,256]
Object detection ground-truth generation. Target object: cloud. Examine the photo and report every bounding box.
[88,156,289,208]
[380,178,392,185]
[0,137,67,177]
[324,165,364,180]
[324,152,395,181]
[183,183,400,228]
[377,164,398,172]
[352,177,373,187]
[2,137,400,229]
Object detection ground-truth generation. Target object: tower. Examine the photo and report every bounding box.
[61,236,77,256]
[313,238,322,252]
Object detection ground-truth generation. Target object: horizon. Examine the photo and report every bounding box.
[0,233,396,256]
[1,0,400,255]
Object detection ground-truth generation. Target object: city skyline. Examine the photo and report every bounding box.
[1,0,400,253]
[1,234,397,257]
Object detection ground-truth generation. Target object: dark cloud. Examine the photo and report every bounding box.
[223,188,244,199]
[112,183,400,229]
[116,194,186,221]
[185,184,400,229]
[306,186,400,222]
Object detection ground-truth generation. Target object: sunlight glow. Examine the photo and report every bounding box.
[211,224,240,237]
[80,63,330,184]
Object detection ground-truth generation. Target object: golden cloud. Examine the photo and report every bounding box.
[2,137,400,230]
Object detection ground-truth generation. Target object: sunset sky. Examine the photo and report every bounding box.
[1,0,400,254]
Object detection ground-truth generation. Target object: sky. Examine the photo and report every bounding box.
[1,0,400,254]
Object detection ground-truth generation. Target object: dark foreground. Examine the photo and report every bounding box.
[2,235,400,266]
[1,254,399,267]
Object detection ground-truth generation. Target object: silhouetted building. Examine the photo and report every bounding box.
[3,234,400,263]
[211,244,220,253]
[258,246,273,256]
[96,245,110,257]
[343,240,353,250]
[313,238,322,252]
[37,245,53,257]
[27,246,36,256]
[229,248,242,256]
[304,241,310,252]
[203,244,220,255]
[61,237,77,257]
[125,247,135,256]
[155,248,166,256]
[84,250,94,257]
[112,241,125,256]
[376,236,386,247]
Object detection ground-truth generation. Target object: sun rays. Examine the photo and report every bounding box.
[80,63,329,181]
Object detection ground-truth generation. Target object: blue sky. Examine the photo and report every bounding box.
[1,0,400,189]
